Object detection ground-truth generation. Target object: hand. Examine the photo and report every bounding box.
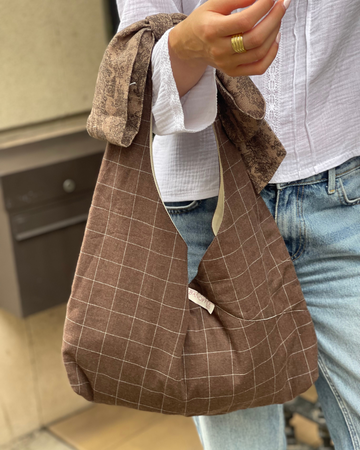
[169,0,288,78]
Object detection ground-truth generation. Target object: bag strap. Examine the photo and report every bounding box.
[87,13,286,193]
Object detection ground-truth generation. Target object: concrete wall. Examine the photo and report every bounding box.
[0,0,110,446]
[0,0,109,131]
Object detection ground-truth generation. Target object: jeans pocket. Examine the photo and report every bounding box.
[338,167,360,205]
[165,200,201,214]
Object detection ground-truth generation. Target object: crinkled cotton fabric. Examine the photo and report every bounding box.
[116,0,360,200]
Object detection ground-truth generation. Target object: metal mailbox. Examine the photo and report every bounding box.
[0,131,104,317]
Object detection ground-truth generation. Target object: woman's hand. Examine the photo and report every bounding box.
[168,0,289,96]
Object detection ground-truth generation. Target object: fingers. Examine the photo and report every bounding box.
[231,39,280,77]
[238,0,285,51]
[230,26,280,67]
[174,0,286,79]
[210,0,283,75]
[219,0,277,36]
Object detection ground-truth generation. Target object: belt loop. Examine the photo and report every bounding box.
[274,183,282,223]
[328,168,336,195]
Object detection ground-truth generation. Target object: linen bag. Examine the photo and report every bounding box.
[62,13,318,416]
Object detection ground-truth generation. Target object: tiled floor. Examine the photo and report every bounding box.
[49,405,203,450]
[0,430,74,450]
[48,386,321,450]
[289,386,322,448]
[3,387,322,450]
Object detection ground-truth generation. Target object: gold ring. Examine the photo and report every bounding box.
[231,34,247,54]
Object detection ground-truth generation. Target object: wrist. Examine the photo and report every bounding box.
[168,23,209,98]
[169,24,208,71]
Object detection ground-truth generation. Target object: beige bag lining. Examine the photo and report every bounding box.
[149,116,225,237]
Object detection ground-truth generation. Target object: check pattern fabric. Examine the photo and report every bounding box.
[62,14,318,417]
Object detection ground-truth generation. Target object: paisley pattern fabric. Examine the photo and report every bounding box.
[87,13,285,194]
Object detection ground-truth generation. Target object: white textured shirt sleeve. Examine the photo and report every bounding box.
[151,29,217,135]
[116,0,217,137]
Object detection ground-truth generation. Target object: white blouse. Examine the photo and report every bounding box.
[116,0,360,202]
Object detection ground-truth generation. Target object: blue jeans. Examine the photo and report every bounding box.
[165,155,360,449]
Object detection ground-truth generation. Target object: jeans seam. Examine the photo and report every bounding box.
[278,404,286,450]
[336,164,360,178]
[318,355,360,449]
[337,178,360,206]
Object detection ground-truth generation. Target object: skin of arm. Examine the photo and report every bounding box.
[168,26,209,99]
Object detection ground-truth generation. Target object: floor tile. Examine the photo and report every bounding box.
[115,414,203,450]
[0,429,74,450]
[291,414,322,448]
[49,404,161,450]
[49,386,322,450]
[49,404,202,450]
[0,308,40,443]
[26,304,89,425]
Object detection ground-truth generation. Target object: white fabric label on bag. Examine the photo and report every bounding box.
[188,288,215,314]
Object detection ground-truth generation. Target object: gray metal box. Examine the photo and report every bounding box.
[0,131,104,317]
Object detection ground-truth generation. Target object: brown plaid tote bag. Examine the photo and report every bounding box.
[62,13,318,416]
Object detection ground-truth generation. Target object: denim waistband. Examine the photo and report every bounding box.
[268,156,360,190]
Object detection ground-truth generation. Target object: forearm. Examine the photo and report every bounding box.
[168,24,209,98]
